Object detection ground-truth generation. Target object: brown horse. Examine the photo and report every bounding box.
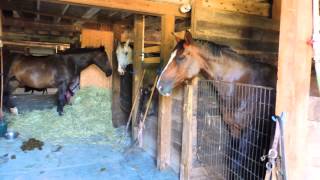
[4,47,112,115]
[157,31,277,179]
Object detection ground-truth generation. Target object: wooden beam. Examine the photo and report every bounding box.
[2,32,78,44]
[3,17,80,32]
[275,0,313,179]
[42,0,187,17]
[143,57,160,64]
[180,78,197,180]
[132,15,145,139]
[144,45,160,53]
[56,4,70,23]
[3,40,70,49]
[201,0,271,17]
[157,14,175,170]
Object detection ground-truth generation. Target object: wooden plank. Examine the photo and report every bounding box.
[3,40,70,50]
[144,45,160,53]
[145,41,161,45]
[275,0,313,179]
[192,3,279,31]
[195,20,279,43]
[143,57,160,64]
[157,14,175,170]
[43,0,187,17]
[195,33,278,52]
[2,32,78,44]
[3,17,80,32]
[201,0,271,16]
[180,78,197,180]
[132,15,145,139]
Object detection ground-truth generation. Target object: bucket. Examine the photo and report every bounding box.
[0,119,8,137]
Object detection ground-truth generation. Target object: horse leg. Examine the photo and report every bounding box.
[57,82,67,116]
[4,78,20,114]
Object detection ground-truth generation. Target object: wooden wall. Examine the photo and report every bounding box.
[80,29,113,89]
[305,97,320,179]
[191,0,279,65]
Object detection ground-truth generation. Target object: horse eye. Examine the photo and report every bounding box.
[176,55,185,61]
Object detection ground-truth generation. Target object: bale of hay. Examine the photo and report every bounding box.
[7,87,126,147]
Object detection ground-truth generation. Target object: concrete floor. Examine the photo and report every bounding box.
[0,137,178,180]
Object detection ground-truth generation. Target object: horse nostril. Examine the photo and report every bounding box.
[106,69,112,76]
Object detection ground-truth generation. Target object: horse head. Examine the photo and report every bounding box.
[116,39,133,75]
[157,31,209,96]
[92,46,113,77]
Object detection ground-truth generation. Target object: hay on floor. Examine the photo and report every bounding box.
[7,87,126,147]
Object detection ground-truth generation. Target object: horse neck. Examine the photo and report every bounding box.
[64,53,93,74]
[197,46,249,83]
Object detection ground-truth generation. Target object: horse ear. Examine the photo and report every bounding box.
[184,30,193,45]
[171,32,181,42]
[125,39,130,47]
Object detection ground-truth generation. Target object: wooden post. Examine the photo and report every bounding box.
[132,15,145,139]
[0,10,3,117]
[180,78,198,180]
[157,14,175,170]
[276,0,313,179]
[272,0,281,20]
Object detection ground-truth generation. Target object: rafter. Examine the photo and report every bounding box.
[74,7,100,25]
[42,0,187,17]
[0,3,109,26]
[56,4,70,23]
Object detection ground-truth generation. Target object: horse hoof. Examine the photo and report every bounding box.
[58,112,63,116]
[9,107,19,115]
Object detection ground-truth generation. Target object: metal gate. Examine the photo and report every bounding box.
[196,80,275,180]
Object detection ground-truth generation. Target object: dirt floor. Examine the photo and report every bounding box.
[0,133,178,180]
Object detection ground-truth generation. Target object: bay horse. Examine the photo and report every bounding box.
[157,31,277,179]
[4,46,112,115]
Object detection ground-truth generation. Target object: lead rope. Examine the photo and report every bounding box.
[262,112,287,180]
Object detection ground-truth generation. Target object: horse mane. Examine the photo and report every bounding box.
[191,39,249,64]
[60,46,105,54]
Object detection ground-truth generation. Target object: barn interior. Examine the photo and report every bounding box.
[0,0,319,180]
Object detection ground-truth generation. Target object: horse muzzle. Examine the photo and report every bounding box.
[157,80,173,96]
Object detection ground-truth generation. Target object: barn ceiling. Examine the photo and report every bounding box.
[0,0,190,54]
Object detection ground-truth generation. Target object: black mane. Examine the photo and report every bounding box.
[60,46,105,54]
[174,39,236,58]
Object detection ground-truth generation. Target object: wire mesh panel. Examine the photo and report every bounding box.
[196,80,275,180]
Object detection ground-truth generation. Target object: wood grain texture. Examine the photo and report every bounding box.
[180,78,197,180]
[132,15,145,139]
[275,0,313,179]
[191,0,279,63]
[43,0,187,17]
[157,14,175,170]
[201,0,271,17]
